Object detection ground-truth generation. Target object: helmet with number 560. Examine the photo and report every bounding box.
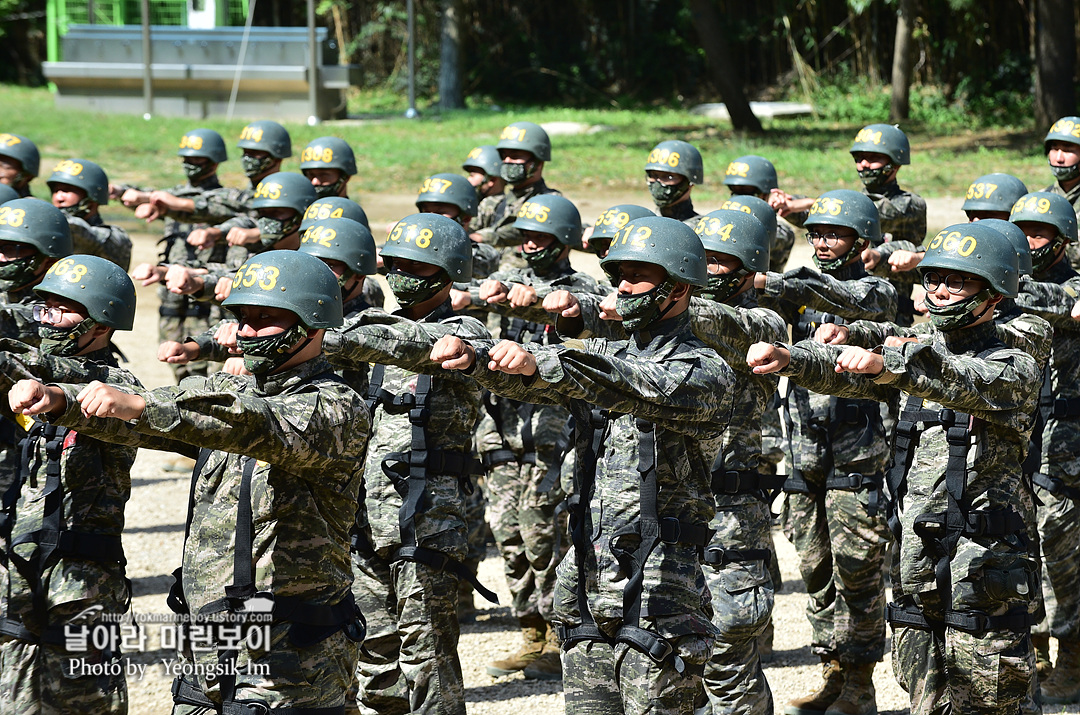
[36,254,136,329]
[601,215,707,287]
[382,213,472,282]
[920,222,1018,298]
[222,250,342,329]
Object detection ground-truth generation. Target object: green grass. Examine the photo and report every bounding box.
[0,83,1056,210]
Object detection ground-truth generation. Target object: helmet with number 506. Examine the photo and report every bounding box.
[36,254,136,329]
[382,213,472,282]
[222,250,342,329]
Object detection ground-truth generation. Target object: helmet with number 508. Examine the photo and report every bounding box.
[299,136,357,176]
[35,254,136,329]
[601,215,707,287]
[920,222,1019,298]
[222,250,342,329]
[383,213,472,282]
[513,193,582,248]
[415,173,478,218]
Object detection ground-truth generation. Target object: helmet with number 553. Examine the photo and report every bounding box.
[222,250,343,329]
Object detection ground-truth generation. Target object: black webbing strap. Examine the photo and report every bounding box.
[702,546,772,566]
[711,468,787,496]
[159,302,212,319]
[398,373,432,557]
[912,508,1026,540]
[780,382,812,494]
[1023,363,1052,480]
[885,396,924,541]
[173,674,348,715]
[393,544,499,604]
[1031,471,1080,503]
[886,601,1034,637]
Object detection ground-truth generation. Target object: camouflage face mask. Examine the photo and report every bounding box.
[522,241,565,275]
[857,163,895,190]
[648,178,689,208]
[242,154,275,180]
[1050,162,1080,183]
[58,196,95,220]
[697,270,747,303]
[386,268,449,307]
[0,254,43,291]
[38,317,97,356]
[183,160,211,182]
[500,161,535,185]
[1030,236,1067,276]
[312,176,348,199]
[616,279,674,333]
[924,288,993,331]
[257,214,302,248]
[236,322,310,374]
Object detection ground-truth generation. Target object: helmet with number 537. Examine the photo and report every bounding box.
[415,173,478,218]
[222,250,343,329]
[35,254,136,329]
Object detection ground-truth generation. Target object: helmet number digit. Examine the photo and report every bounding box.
[0,207,25,227]
[726,162,750,178]
[46,258,88,283]
[54,159,83,176]
[0,133,21,148]
[180,134,204,150]
[240,126,264,142]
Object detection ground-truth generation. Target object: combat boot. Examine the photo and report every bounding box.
[1041,639,1080,704]
[824,662,877,715]
[486,615,546,676]
[784,659,844,715]
[522,624,562,680]
[1032,633,1052,678]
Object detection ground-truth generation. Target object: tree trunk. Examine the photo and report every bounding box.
[889,0,915,121]
[438,0,464,109]
[688,0,763,133]
[1035,0,1077,128]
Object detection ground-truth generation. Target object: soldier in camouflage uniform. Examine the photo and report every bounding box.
[318,214,493,715]
[300,197,384,311]
[749,221,1044,715]
[0,255,139,715]
[462,194,606,680]
[462,144,506,203]
[301,136,358,199]
[0,200,73,496]
[433,215,735,714]
[416,172,501,281]
[123,129,234,382]
[1039,117,1080,270]
[471,121,560,273]
[723,155,797,272]
[46,159,131,271]
[644,140,705,228]
[0,133,39,198]
[759,190,895,715]
[1005,192,1080,703]
[22,250,370,714]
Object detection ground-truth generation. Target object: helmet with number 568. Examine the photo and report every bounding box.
[35,254,136,329]
[222,250,343,329]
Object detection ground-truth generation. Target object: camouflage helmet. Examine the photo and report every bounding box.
[0,183,18,205]
[962,173,1028,215]
[0,133,40,178]
[237,120,292,159]
[850,124,911,165]
[645,140,704,184]
[47,159,110,205]
[978,218,1032,277]
[694,209,770,273]
[1044,116,1080,152]
[382,213,472,282]
[299,218,377,276]
[462,145,502,177]
[36,255,136,329]
[250,172,317,215]
[1010,192,1078,241]
[177,128,228,163]
[415,173,478,217]
[299,136,357,176]
[806,189,881,242]
[222,250,343,329]
[589,204,655,252]
[723,155,778,194]
[496,121,551,162]
[601,215,708,287]
[0,198,73,257]
[513,193,583,248]
[718,196,778,244]
[920,222,1019,298]
[301,196,369,232]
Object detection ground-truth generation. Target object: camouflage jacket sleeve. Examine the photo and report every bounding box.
[780,339,897,404]
[0,339,135,389]
[187,318,237,363]
[763,266,898,322]
[473,337,734,437]
[323,310,491,377]
[998,312,1052,369]
[67,217,133,271]
[473,269,609,326]
[165,186,250,225]
[689,297,786,365]
[843,319,919,348]
[554,289,626,341]
[876,191,927,246]
[0,301,39,342]
[1015,275,1080,328]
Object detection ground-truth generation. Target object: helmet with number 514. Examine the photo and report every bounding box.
[222,250,343,329]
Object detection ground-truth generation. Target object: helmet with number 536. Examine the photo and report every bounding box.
[222,250,343,329]
[35,254,136,329]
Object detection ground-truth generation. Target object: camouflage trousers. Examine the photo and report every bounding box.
[700,495,774,715]
[172,627,358,714]
[891,595,1036,715]
[485,455,565,622]
[1033,482,1080,639]
[459,477,489,596]
[350,549,465,715]
[562,636,708,715]
[159,314,210,383]
[781,480,891,661]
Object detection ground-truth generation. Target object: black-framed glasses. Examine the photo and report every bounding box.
[921,271,982,295]
[805,231,857,247]
[32,304,66,324]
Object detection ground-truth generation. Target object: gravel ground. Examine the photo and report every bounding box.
[102,195,1076,714]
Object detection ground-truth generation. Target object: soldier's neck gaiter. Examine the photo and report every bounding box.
[924,288,993,331]
[617,280,675,333]
[237,323,310,374]
[38,317,96,356]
